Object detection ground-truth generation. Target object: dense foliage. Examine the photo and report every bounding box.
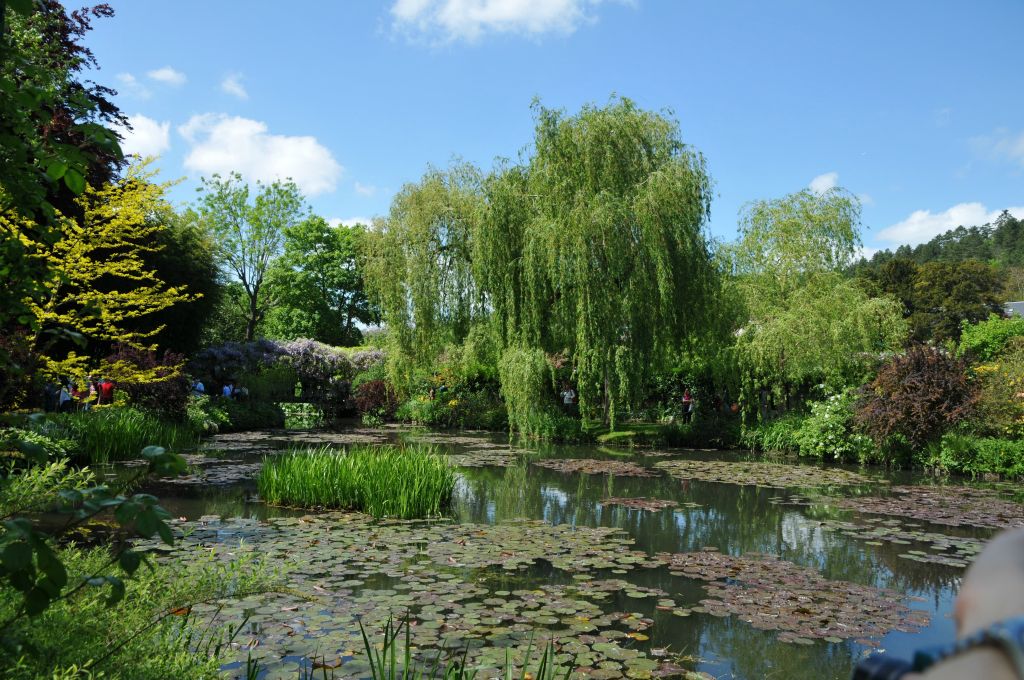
[855,345,978,450]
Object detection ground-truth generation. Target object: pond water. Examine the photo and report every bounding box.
[130,426,1022,680]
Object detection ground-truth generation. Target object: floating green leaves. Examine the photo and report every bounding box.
[658,550,928,643]
[600,498,678,512]
[830,485,1024,530]
[817,517,983,569]
[533,459,658,478]
[654,459,879,488]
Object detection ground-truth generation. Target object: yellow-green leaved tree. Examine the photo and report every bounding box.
[6,160,196,380]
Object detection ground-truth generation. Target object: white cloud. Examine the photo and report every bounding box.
[809,171,838,194]
[329,217,374,228]
[971,128,1024,167]
[115,114,171,158]
[146,66,187,86]
[857,193,874,206]
[179,114,342,196]
[855,245,880,260]
[391,0,616,42]
[221,73,248,100]
[354,182,377,197]
[115,73,150,98]
[878,203,1024,247]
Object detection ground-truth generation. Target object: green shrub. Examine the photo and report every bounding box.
[280,402,325,429]
[394,389,508,431]
[739,413,806,453]
[0,547,271,679]
[240,364,299,402]
[0,427,74,463]
[38,408,199,464]
[795,390,878,463]
[958,314,1024,361]
[665,414,742,449]
[923,433,1024,478]
[185,394,230,435]
[217,399,286,432]
[258,444,456,518]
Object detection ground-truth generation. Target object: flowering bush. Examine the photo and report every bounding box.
[189,339,286,382]
[795,390,877,463]
[349,348,386,373]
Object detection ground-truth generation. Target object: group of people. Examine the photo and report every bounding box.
[44,377,116,413]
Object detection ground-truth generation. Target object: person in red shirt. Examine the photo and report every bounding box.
[97,378,115,405]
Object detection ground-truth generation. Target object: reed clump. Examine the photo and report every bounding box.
[257,444,456,519]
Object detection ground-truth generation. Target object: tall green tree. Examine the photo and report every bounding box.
[195,172,306,341]
[264,216,377,346]
[476,98,717,426]
[365,163,486,389]
[728,188,906,412]
[730,187,862,307]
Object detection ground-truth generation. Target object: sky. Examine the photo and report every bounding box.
[86,0,1024,255]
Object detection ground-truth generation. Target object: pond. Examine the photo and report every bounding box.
[130,426,1021,680]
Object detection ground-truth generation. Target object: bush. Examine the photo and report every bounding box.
[666,413,742,449]
[257,444,455,518]
[0,547,271,679]
[0,427,74,463]
[959,314,1024,361]
[102,345,191,421]
[795,390,878,463]
[185,395,230,435]
[394,389,508,431]
[241,364,298,402]
[923,433,1024,478]
[855,345,978,450]
[739,413,806,453]
[354,379,399,419]
[216,399,285,432]
[38,408,199,464]
[281,402,325,429]
[972,338,1024,439]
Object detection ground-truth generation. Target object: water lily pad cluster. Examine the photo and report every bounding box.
[448,448,525,468]
[654,460,879,489]
[161,461,264,486]
[533,459,659,478]
[600,498,679,512]
[658,550,928,643]
[831,486,1024,530]
[138,515,694,678]
[818,518,984,569]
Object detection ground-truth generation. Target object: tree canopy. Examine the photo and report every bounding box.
[196,172,307,342]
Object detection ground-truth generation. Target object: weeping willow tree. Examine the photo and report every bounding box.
[363,163,486,394]
[474,98,718,428]
[727,188,909,416]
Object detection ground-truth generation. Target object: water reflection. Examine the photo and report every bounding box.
[142,430,977,680]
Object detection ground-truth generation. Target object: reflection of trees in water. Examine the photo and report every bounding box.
[698,616,856,680]
[454,460,960,601]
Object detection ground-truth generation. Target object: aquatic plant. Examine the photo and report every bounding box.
[257,444,456,518]
[40,407,199,464]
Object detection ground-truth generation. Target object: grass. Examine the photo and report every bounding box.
[39,407,199,464]
[257,444,456,518]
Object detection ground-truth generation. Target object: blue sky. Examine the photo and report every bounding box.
[88,0,1023,254]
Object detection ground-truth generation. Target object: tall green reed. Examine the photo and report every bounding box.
[257,444,456,519]
[40,407,199,464]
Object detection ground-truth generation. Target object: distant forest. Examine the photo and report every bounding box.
[851,210,1023,342]
[855,210,1024,270]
